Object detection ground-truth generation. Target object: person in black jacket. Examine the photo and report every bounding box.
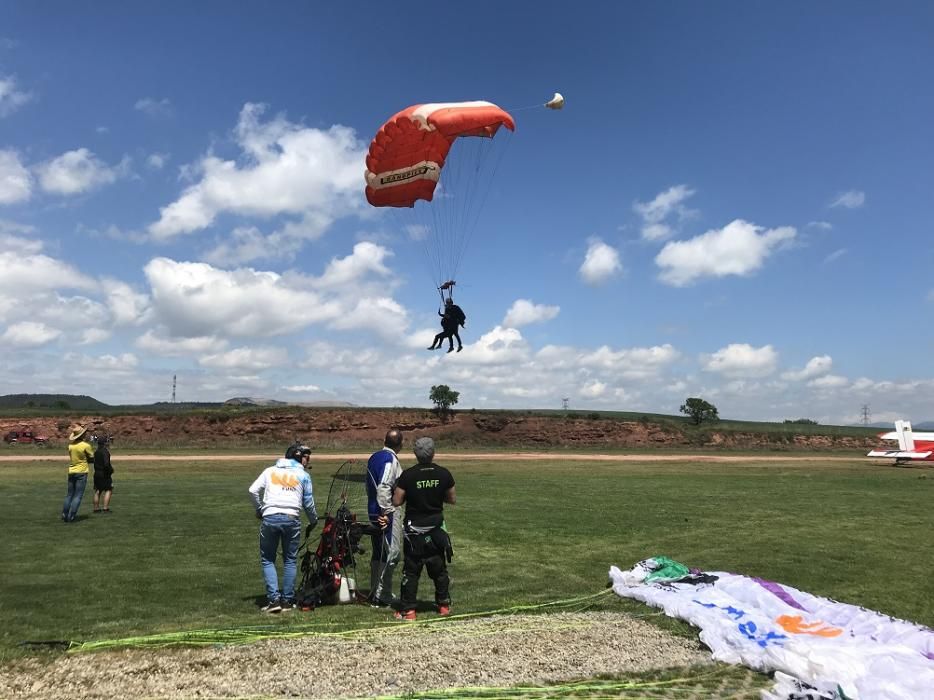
[427,298,466,353]
[391,437,456,621]
[92,435,114,513]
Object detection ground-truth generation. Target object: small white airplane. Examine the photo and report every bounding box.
[866,420,934,463]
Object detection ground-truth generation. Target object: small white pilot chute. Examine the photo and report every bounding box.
[545,92,565,110]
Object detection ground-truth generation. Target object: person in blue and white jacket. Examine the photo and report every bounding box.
[248,442,317,613]
[366,429,404,607]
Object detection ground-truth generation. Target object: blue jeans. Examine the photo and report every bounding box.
[259,514,302,603]
[62,473,87,522]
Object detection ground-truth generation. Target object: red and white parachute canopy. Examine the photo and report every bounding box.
[365,101,516,209]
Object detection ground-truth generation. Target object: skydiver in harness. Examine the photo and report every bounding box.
[427,281,466,353]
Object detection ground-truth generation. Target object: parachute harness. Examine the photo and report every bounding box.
[438,279,456,306]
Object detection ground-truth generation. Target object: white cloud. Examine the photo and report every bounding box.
[406,224,429,241]
[310,241,392,290]
[0,246,96,298]
[782,355,832,381]
[149,103,366,242]
[655,219,795,287]
[36,148,127,195]
[580,380,607,399]
[579,238,622,285]
[0,75,32,117]
[0,149,32,204]
[503,299,559,328]
[146,153,169,169]
[134,97,173,118]
[284,384,321,392]
[97,353,139,371]
[823,248,847,264]
[63,351,139,373]
[830,190,865,209]
[457,326,530,365]
[143,257,341,339]
[101,279,151,325]
[808,374,849,389]
[501,386,551,399]
[329,296,408,337]
[702,343,778,378]
[578,344,680,379]
[32,294,109,331]
[79,328,110,345]
[136,330,229,357]
[199,346,289,370]
[807,221,833,230]
[202,219,331,267]
[0,219,37,239]
[640,223,672,242]
[2,321,61,347]
[633,185,696,241]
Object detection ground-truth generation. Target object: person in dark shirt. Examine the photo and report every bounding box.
[92,435,114,513]
[427,298,466,353]
[391,436,456,621]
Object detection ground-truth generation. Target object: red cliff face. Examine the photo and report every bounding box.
[0,410,880,452]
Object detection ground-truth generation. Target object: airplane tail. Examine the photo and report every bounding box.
[866,419,933,461]
[894,420,915,451]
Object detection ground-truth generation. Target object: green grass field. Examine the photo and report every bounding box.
[1,453,931,665]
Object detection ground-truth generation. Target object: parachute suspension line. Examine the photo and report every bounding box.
[503,103,548,112]
[435,132,512,291]
[457,133,513,276]
[391,204,443,292]
[447,133,512,286]
[62,589,616,652]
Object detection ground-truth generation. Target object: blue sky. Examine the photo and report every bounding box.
[1,2,932,423]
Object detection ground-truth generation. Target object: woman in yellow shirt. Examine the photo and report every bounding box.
[62,424,94,523]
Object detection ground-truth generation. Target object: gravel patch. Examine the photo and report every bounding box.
[0,612,711,699]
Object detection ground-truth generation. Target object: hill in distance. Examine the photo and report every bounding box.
[0,394,355,409]
[224,397,357,408]
[0,393,109,410]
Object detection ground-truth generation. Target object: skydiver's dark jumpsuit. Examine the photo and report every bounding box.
[429,304,466,352]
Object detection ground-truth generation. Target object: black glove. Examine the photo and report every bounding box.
[255,509,263,520]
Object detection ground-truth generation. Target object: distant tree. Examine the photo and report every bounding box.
[54,400,71,409]
[429,385,460,420]
[679,397,719,425]
[784,418,818,425]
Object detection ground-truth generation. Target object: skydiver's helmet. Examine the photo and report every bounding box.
[445,298,453,305]
[285,442,312,464]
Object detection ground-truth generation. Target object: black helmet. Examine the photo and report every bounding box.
[285,441,311,461]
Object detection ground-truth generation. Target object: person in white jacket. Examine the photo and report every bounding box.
[366,429,404,607]
[248,442,317,613]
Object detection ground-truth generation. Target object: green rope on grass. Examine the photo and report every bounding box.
[66,589,616,653]
[356,665,736,699]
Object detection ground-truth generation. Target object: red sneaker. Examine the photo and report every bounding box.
[394,610,416,621]
[438,605,451,616]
